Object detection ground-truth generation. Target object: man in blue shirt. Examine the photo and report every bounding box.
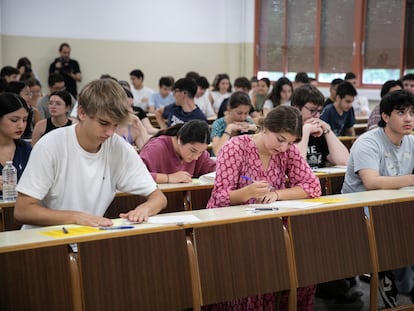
[155,77,207,129]
[321,81,357,136]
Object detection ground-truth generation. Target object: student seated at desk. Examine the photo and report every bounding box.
[31,90,73,146]
[155,77,207,129]
[320,81,357,137]
[116,88,153,152]
[210,91,257,156]
[342,90,414,308]
[0,93,32,191]
[291,85,349,168]
[14,79,166,228]
[262,77,293,117]
[206,106,321,311]
[139,120,216,184]
[368,80,403,131]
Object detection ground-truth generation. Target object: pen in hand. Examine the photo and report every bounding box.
[241,175,255,183]
[241,176,275,191]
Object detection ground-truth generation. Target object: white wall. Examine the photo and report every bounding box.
[0,0,255,89]
[1,0,254,43]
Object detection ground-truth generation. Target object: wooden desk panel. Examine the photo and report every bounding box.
[0,245,74,311]
[79,230,193,311]
[194,218,295,305]
[289,207,374,287]
[371,202,414,271]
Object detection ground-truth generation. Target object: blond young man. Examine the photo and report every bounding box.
[15,79,166,228]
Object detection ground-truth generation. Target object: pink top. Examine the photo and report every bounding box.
[207,135,321,208]
[139,135,216,180]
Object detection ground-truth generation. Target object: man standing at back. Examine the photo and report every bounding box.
[49,42,82,98]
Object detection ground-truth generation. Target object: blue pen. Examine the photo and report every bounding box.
[241,175,255,182]
[99,226,134,230]
[241,175,274,191]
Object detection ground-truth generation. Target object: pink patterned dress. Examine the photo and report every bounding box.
[205,135,321,311]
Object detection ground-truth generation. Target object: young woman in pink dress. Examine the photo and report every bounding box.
[206,105,321,311]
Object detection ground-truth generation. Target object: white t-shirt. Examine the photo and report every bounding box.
[17,124,157,228]
[210,91,231,113]
[131,86,155,111]
[195,91,216,118]
[352,95,370,116]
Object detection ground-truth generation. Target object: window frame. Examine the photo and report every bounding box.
[254,0,410,88]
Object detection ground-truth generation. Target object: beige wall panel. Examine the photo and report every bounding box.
[2,36,253,91]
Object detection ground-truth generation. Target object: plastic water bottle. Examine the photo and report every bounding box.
[2,161,17,201]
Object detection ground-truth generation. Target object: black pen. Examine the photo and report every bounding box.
[62,227,69,234]
[254,207,279,211]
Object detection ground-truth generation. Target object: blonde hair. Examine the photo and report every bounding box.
[78,79,130,125]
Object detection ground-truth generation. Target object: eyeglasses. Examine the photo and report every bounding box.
[303,105,323,116]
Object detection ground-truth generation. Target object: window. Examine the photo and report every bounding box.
[255,0,411,86]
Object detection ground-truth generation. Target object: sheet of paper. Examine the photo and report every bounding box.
[399,186,414,191]
[199,172,216,184]
[313,166,347,174]
[147,214,201,224]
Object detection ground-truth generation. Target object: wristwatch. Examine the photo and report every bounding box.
[323,128,331,135]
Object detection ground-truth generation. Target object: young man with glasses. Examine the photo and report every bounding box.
[292,84,349,169]
[320,81,357,136]
[155,77,207,129]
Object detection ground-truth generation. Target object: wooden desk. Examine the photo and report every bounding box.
[370,201,414,271]
[355,116,368,124]
[338,135,357,150]
[3,190,414,310]
[192,218,297,308]
[0,181,215,231]
[313,166,346,195]
[104,181,214,219]
[146,112,160,128]
[355,123,367,136]
[79,229,193,310]
[0,245,75,311]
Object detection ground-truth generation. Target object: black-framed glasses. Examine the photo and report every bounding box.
[303,105,323,116]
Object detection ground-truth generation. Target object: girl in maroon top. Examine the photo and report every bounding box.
[140,120,215,183]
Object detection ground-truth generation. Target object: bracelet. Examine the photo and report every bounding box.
[223,131,231,136]
[323,128,331,135]
[274,190,279,201]
[166,174,169,184]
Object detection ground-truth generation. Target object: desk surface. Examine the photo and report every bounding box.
[2,189,414,254]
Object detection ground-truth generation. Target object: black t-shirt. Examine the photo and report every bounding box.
[307,135,329,169]
[49,58,81,98]
[132,106,147,120]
